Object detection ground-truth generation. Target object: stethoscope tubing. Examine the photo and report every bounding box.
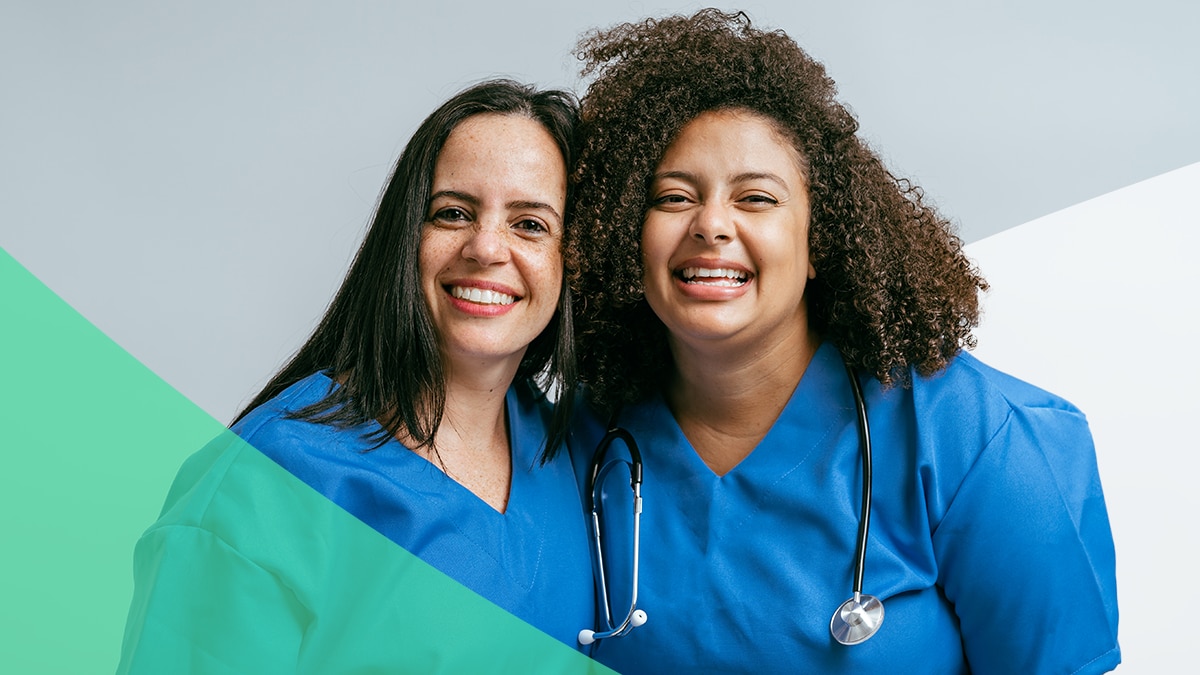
[582,356,883,646]
[843,361,872,597]
[580,427,645,644]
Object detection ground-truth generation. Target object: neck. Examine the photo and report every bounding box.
[442,356,519,422]
[666,323,821,475]
[407,355,520,513]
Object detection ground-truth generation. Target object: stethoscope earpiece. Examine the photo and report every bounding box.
[630,609,648,627]
[577,608,648,646]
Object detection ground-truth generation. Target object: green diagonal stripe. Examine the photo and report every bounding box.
[0,248,611,673]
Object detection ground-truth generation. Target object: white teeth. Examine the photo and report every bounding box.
[680,267,748,286]
[451,286,516,305]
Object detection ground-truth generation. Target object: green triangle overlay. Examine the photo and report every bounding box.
[0,248,611,674]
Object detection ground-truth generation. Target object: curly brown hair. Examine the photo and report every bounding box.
[566,8,988,411]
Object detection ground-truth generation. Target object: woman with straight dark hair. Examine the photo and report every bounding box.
[118,79,596,672]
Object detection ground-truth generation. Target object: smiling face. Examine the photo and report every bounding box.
[642,108,817,355]
[419,113,566,371]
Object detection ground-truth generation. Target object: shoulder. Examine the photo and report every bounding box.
[232,372,376,469]
[939,351,1100,478]
[232,372,338,445]
[142,424,373,575]
[875,350,1098,517]
[933,350,1083,414]
[904,350,1090,443]
[147,429,306,540]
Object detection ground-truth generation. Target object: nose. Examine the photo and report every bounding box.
[690,201,734,244]
[460,220,511,266]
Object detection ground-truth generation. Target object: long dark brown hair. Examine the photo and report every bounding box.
[235,79,579,458]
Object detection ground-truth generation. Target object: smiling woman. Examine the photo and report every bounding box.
[567,9,1120,674]
[641,108,819,474]
[420,114,567,413]
[116,80,594,671]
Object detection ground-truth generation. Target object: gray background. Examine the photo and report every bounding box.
[3,1,1197,671]
[4,0,1197,423]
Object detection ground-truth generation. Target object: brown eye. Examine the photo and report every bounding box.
[430,207,471,225]
[650,193,693,210]
[514,219,550,234]
[436,207,468,221]
[741,194,777,206]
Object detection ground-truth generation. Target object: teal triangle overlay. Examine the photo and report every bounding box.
[0,247,225,672]
[0,248,613,674]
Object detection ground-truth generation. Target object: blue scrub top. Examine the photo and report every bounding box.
[235,373,595,649]
[571,343,1120,673]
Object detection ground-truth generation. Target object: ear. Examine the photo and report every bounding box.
[807,260,817,279]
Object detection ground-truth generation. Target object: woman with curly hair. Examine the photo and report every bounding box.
[568,9,1119,673]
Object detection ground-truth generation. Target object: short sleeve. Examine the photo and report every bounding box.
[116,524,311,675]
[932,404,1120,674]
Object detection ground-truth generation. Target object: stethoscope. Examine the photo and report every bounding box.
[578,358,884,647]
[577,427,647,646]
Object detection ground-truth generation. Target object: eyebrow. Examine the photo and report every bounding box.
[652,170,791,188]
[429,190,562,222]
[509,200,563,222]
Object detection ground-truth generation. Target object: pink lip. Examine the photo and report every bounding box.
[670,257,754,300]
[443,278,522,317]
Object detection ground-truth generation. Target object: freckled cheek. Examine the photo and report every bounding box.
[512,242,563,297]
[417,239,461,302]
[538,256,565,298]
[419,231,465,266]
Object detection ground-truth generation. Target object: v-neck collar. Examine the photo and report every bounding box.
[313,373,532,523]
[624,342,855,490]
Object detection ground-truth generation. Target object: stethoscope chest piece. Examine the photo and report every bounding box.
[830,592,884,646]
